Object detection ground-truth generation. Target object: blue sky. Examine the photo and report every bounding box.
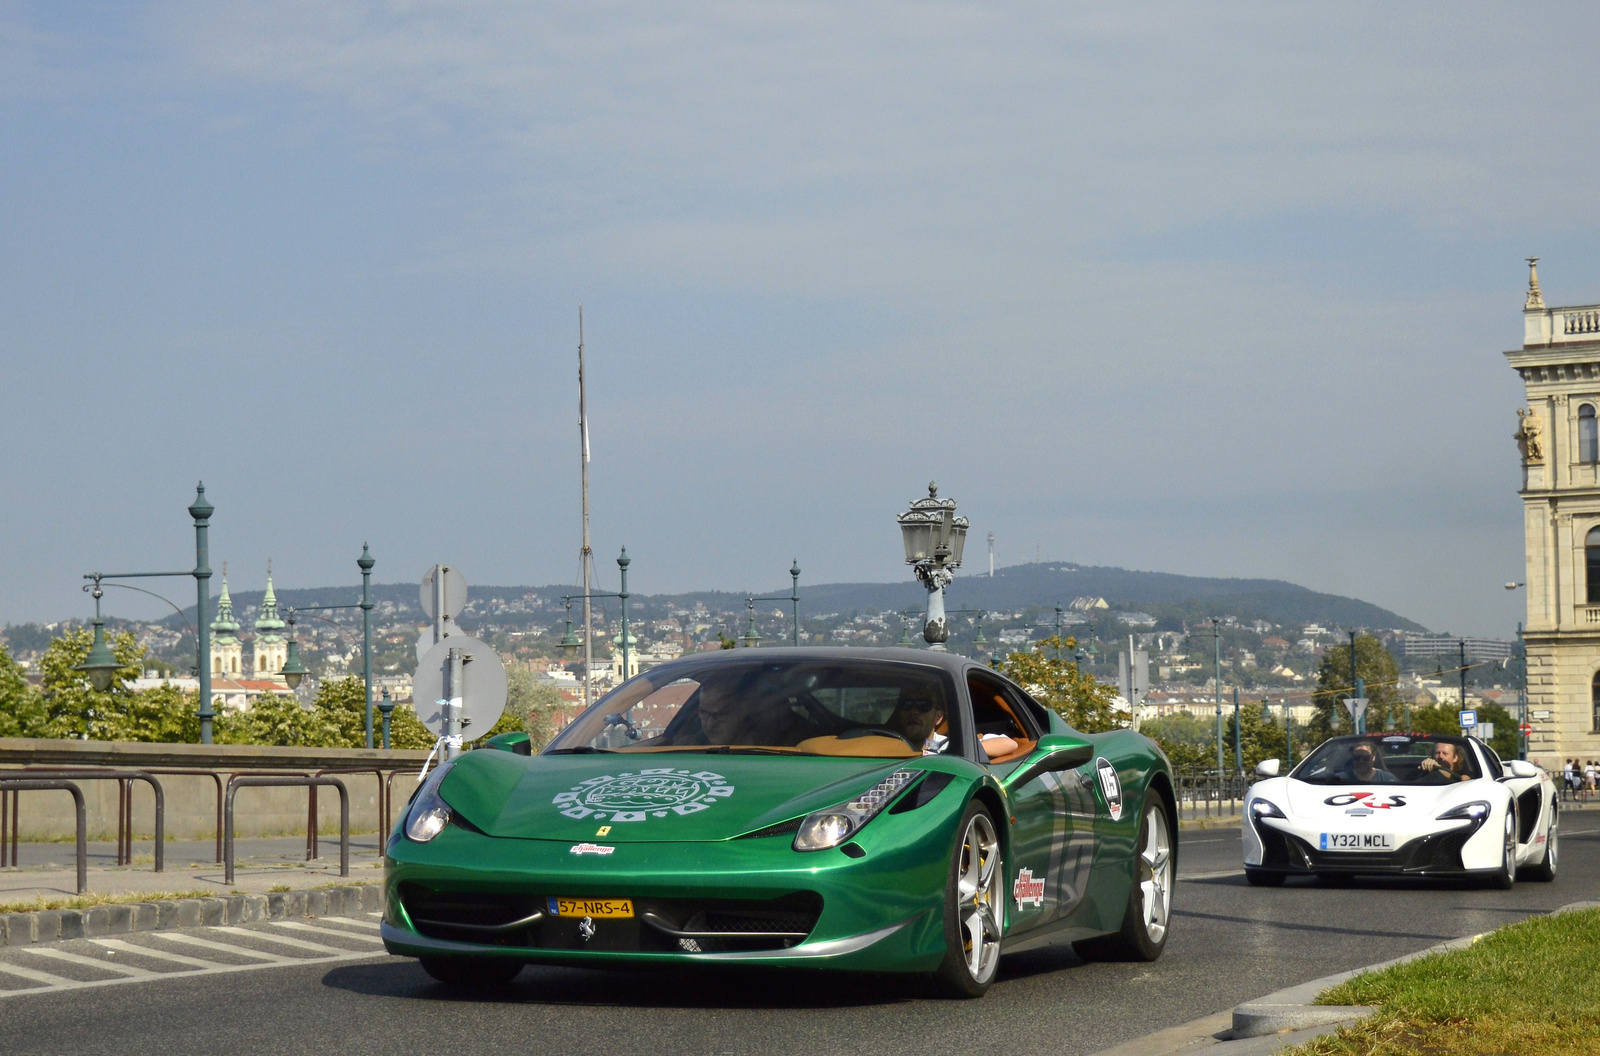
[4,2,1599,636]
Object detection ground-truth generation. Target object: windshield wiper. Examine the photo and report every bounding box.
[545,747,616,754]
[694,746,801,755]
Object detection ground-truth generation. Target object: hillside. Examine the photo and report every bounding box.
[164,561,1426,634]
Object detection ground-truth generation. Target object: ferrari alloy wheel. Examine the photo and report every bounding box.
[418,956,524,987]
[1528,805,1558,882]
[932,801,1003,998]
[1487,806,1517,891]
[1074,798,1174,962]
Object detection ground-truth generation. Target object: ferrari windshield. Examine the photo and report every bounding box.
[544,657,961,758]
[1290,734,1482,785]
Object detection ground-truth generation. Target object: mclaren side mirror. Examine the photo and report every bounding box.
[1503,759,1540,780]
[1003,734,1094,790]
[1254,758,1282,779]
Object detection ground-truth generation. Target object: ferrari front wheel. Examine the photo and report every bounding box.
[1074,798,1174,962]
[417,955,524,987]
[931,801,1004,998]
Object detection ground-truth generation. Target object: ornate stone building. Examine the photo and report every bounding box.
[1506,259,1600,764]
[208,568,288,682]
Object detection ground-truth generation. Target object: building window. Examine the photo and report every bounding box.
[1594,670,1600,732]
[1582,405,1599,463]
[1589,527,1600,604]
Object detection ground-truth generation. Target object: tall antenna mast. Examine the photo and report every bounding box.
[988,532,995,577]
[578,306,594,711]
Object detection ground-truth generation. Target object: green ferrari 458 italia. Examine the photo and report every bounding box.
[382,647,1176,997]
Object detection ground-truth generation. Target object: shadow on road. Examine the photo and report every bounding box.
[321,943,1096,1008]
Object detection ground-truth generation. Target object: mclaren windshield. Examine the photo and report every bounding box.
[1290,734,1482,785]
[544,657,963,759]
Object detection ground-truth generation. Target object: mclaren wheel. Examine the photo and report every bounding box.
[1486,805,1518,891]
[418,956,525,987]
[1245,867,1286,887]
[1073,798,1174,962]
[931,800,1004,998]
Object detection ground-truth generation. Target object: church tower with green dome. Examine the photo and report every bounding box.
[252,567,288,682]
[210,571,243,678]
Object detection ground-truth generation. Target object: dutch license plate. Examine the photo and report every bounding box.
[1320,832,1395,851]
[548,897,633,918]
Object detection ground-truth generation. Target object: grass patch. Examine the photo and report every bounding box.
[1285,908,1600,1056]
[0,890,215,914]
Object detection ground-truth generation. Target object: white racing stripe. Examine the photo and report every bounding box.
[0,912,388,1001]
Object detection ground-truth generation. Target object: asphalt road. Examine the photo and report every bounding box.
[7,810,1599,1056]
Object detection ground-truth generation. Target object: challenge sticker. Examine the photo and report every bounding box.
[569,843,615,856]
[1095,757,1123,822]
[553,769,736,823]
[1013,867,1046,908]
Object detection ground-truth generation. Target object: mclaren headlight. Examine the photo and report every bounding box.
[404,763,456,843]
[1249,798,1286,820]
[1436,800,1491,823]
[794,769,920,852]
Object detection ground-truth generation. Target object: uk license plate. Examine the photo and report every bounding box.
[1320,832,1395,851]
[548,897,633,918]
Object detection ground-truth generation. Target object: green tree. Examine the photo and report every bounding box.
[1139,712,1214,767]
[483,670,569,748]
[1407,703,1519,761]
[220,691,340,747]
[0,640,46,737]
[997,635,1123,733]
[1311,634,1401,741]
[38,627,149,739]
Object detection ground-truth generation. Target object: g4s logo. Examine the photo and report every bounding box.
[1324,792,1407,809]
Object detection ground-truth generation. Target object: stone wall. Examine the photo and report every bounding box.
[0,738,432,840]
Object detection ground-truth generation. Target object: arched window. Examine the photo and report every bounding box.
[1588,527,1600,603]
[1581,405,1598,463]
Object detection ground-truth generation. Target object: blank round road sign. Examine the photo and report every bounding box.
[419,565,468,621]
[414,634,508,738]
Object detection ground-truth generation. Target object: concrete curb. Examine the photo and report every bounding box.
[0,884,382,947]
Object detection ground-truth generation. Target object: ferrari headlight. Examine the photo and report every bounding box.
[404,763,456,843]
[794,769,919,852]
[1436,800,1491,822]
[1249,798,1286,820]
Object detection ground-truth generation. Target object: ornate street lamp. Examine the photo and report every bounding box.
[559,614,582,659]
[897,482,969,647]
[74,580,123,693]
[740,602,761,648]
[279,611,308,690]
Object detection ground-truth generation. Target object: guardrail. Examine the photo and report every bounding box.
[140,768,225,863]
[1173,767,1248,822]
[0,778,86,892]
[225,775,349,885]
[14,767,165,872]
[313,768,392,862]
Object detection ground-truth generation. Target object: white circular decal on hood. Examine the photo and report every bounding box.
[553,769,735,823]
[1095,757,1123,822]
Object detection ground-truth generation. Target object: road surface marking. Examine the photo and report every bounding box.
[0,961,77,987]
[24,947,160,978]
[215,925,349,955]
[321,916,383,931]
[92,939,223,970]
[151,933,297,963]
[272,920,385,944]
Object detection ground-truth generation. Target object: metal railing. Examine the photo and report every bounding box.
[225,776,349,885]
[0,778,86,892]
[1172,767,1249,822]
[12,767,165,872]
[140,768,225,863]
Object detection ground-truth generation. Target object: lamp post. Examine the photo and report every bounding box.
[561,549,633,684]
[275,545,378,746]
[79,482,218,742]
[74,580,123,692]
[378,688,395,750]
[744,562,803,648]
[897,483,969,648]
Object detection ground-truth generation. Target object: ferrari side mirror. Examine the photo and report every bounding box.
[1254,758,1282,779]
[1003,734,1093,790]
[484,731,532,756]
